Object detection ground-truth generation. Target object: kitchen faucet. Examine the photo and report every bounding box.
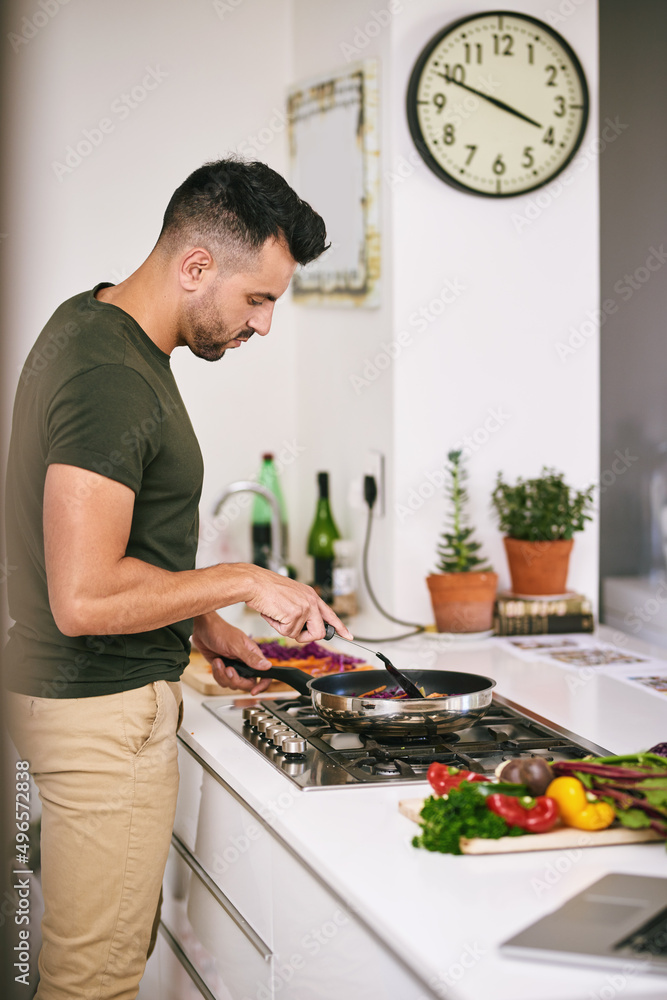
[213,481,288,576]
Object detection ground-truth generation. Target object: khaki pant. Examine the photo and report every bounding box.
[7,680,183,1000]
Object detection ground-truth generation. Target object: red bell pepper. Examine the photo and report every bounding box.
[486,793,559,833]
[427,762,488,796]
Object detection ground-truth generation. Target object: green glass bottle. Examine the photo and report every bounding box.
[307,471,340,602]
[252,453,288,570]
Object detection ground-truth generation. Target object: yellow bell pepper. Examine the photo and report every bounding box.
[546,776,615,831]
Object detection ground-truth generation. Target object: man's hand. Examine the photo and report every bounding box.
[191,613,274,695]
[242,566,353,642]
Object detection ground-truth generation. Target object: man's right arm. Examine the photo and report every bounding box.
[44,464,351,642]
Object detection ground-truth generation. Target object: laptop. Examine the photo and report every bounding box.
[501,874,667,975]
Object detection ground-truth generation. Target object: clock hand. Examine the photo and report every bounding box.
[437,75,543,129]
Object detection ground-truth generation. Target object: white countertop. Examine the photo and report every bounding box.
[179,625,667,1000]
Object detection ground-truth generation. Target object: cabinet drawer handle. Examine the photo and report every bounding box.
[159,921,218,1000]
[171,832,272,961]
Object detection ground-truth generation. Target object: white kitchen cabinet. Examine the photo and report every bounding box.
[171,735,435,1000]
[140,929,209,1000]
[193,768,274,947]
[174,740,204,852]
[162,845,273,1000]
[269,835,429,1000]
[602,575,667,649]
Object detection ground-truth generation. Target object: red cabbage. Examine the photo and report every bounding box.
[361,685,409,700]
[254,638,364,667]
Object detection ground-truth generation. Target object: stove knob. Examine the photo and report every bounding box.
[243,707,265,723]
[269,727,293,747]
[271,728,295,747]
[250,713,272,731]
[282,735,307,755]
[265,723,287,743]
[257,716,278,737]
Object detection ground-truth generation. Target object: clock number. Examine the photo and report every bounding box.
[543,127,555,145]
[464,145,477,166]
[545,65,558,87]
[554,95,566,118]
[492,33,514,56]
[443,63,465,84]
[433,93,446,112]
[463,42,483,64]
[443,124,455,145]
[522,146,535,168]
[527,43,534,65]
[492,154,506,175]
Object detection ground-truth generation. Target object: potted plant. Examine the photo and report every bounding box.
[491,467,595,596]
[426,450,498,633]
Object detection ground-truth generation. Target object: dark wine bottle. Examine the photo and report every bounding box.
[307,472,340,602]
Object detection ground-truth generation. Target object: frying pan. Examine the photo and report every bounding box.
[226,659,496,737]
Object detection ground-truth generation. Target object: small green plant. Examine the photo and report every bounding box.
[491,467,595,541]
[435,450,491,573]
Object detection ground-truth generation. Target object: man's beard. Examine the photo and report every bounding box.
[190,325,254,362]
[182,292,254,362]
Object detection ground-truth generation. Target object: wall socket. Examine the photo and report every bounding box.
[365,450,385,518]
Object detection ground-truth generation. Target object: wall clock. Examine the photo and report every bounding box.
[406,10,589,197]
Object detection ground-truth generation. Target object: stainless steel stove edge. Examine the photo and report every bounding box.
[491,692,611,757]
[203,692,610,791]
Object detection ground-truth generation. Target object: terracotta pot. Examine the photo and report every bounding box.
[426,571,498,633]
[503,537,574,596]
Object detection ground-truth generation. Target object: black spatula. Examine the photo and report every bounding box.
[323,624,425,698]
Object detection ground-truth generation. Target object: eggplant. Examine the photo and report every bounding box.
[494,757,554,796]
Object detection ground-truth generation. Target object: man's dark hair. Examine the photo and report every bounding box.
[156,158,328,268]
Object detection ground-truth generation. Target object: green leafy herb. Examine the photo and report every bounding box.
[491,467,594,541]
[607,807,653,829]
[641,782,667,811]
[411,781,525,855]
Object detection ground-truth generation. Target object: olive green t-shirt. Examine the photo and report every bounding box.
[4,284,204,697]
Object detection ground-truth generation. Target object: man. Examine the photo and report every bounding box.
[4,158,352,999]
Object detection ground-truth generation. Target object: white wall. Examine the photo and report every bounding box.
[1,0,297,577]
[388,0,600,618]
[291,0,397,606]
[290,0,600,621]
[2,0,600,629]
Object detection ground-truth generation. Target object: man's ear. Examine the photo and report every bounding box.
[179,248,216,291]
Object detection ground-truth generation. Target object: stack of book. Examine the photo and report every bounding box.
[494,592,594,635]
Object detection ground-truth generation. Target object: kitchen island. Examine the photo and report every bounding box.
[144,626,667,1000]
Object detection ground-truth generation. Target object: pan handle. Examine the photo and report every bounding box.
[220,658,312,698]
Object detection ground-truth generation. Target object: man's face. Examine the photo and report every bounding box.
[179,237,297,362]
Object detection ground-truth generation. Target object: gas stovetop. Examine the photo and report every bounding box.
[204,693,609,791]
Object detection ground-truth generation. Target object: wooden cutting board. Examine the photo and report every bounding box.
[399,798,663,854]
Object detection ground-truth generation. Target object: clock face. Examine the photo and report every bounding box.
[406,10,589,197]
